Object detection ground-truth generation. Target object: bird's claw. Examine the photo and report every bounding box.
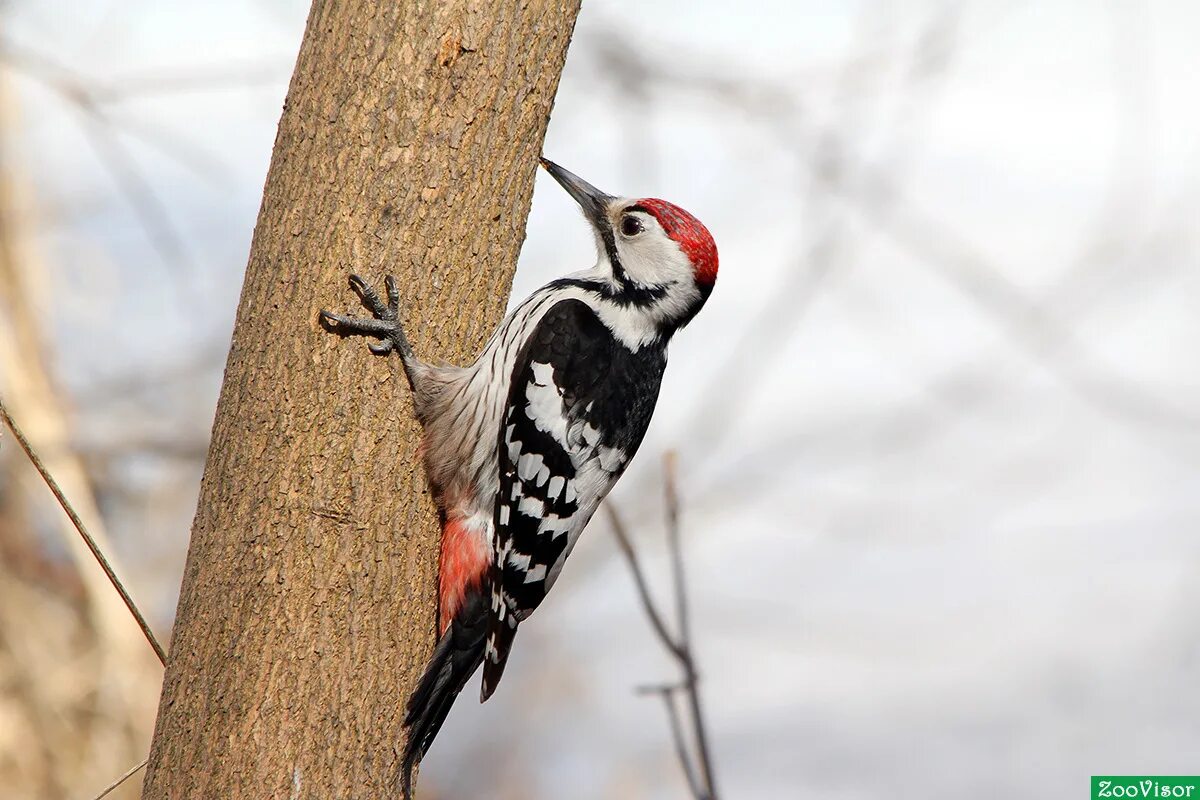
[320,274,412,358]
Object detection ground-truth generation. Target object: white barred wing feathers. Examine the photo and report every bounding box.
[480,298,666,699]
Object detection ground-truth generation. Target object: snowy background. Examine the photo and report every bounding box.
[2,1,1199,798]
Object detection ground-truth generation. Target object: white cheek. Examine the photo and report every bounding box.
[617,235,693,285]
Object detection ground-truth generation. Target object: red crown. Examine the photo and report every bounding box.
[636,198,718,287]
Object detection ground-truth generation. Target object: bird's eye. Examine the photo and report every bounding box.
[620,215,644,237]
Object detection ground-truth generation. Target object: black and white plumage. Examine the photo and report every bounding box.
[320,158,717,799]
[484,297,667,697]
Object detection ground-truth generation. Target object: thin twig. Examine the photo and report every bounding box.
[606,454,721,800]
[82,113,196,276]
[605,503,683,660]
[0,39,228,183]
[1,38,208,287]
[0,397,168,665]
[651,686,705,800]
[635,680,688,695]
[87,757,148,800]
[663,455,719,800]
[664,452,688,645]
[91,60,290,103]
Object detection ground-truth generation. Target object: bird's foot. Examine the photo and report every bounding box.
[320,274,413,357]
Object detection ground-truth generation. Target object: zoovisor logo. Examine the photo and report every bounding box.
[1093,777,1200,799]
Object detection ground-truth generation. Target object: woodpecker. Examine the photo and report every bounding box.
[320,158,717,798]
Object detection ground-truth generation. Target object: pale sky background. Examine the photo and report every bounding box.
[3,1,1199,798]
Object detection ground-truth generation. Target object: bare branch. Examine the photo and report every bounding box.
[90,60,290,103]
[649,685,705,800]
[607,453,720,800]
[605,502,683,660]
[87,757,148,800]
[0,39,228,181]
[635,681,688,695]
[0,397,168,665]
[81,114,197,276]
[664,452,688,644]
[663,454,719,800]
[1,37,218,281]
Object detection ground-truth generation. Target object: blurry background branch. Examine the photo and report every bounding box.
[90,758,149,800]
[0,400,166,664]
[590,6,1198,475]
[607,453,719,800]
[0,65,160,797]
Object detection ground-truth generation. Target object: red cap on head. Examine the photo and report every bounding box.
[635,198,718,287]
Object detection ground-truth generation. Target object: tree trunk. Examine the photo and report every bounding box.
[142,2,580,797]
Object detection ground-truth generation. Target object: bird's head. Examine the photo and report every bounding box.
[540,157,717,326]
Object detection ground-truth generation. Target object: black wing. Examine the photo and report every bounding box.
[480,298,665,700]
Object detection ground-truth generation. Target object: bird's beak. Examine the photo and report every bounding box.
[539,157,613,228]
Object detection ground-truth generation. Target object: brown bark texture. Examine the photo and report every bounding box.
[141,1,581,797]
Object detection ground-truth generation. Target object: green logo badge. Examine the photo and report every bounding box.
[1092,777,1200,799]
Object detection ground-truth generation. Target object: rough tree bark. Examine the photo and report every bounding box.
[142,2,581,797]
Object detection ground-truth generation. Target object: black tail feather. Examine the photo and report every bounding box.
[401,588,487,799]
[480,614,518,702]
